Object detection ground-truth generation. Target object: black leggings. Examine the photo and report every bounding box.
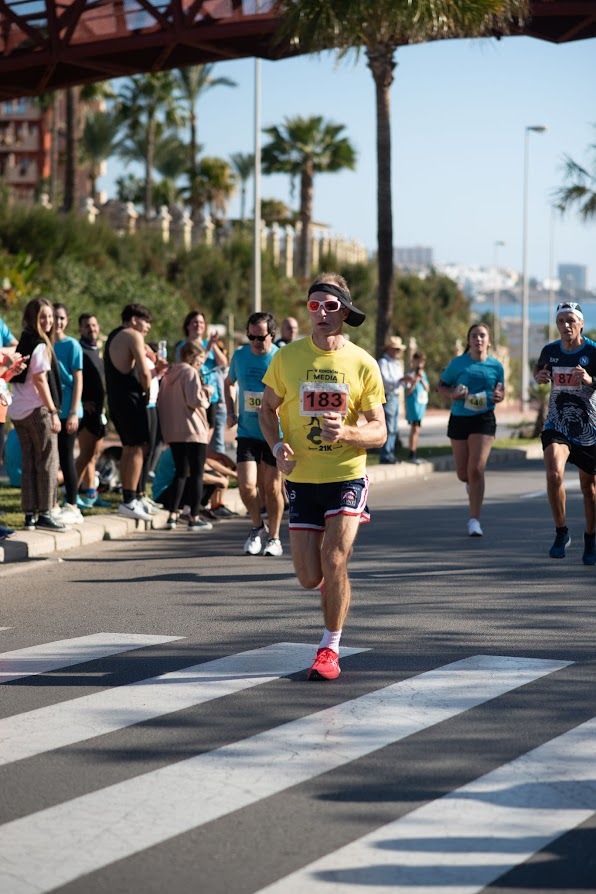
[139,406,159,495]
[57,427,78,505]
[169,442,207,517]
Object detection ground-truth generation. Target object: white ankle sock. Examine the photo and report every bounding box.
[319,627,342,654]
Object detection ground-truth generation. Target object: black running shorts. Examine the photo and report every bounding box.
[541,429,596,475]
[447,410,496,440]
[236,436,277,467]
[286,477,370,531]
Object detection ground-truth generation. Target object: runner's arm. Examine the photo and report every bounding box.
[130,331,151,394]
[260,386,296,474]
[320,405,386,449]
[259,385,283,449]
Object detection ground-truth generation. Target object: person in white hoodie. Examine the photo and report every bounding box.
[157,342,212,532]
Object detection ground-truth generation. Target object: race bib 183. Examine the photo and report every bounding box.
[299,381,349,416]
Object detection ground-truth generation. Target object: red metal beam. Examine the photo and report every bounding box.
[0,0,593,100]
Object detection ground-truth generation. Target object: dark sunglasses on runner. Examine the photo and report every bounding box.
[247,333,270,342]
[307,297,342,313]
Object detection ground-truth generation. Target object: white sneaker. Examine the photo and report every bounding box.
[244,525,266,555]
[139,498,158,516]
[262,537,283,557]
[118,499,152,522]
[60,503,84,524]
[467,518,483,537]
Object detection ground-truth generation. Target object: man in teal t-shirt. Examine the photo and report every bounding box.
[225,312,283,557]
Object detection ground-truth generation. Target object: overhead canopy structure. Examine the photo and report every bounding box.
[0,0,594,100]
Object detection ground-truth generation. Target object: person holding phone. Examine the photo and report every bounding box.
[534,302,596,564]
[438,323,505,538]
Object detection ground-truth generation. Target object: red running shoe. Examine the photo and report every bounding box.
[307,647,341,681]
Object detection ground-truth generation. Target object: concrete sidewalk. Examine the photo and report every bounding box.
[0,439,541,564]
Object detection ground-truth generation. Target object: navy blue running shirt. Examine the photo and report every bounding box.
[537,339,596,446]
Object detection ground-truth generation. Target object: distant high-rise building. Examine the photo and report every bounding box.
[0,98,52,201]
[394,246,433,270]
[558,263,587,293]
[0,95,94,205]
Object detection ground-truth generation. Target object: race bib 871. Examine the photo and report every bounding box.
[552,367,581,391]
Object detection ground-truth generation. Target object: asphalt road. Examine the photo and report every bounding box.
[1,458,595,894]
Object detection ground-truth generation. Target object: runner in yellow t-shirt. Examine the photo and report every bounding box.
[260,273,386,681]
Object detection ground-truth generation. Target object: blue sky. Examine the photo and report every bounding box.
[101,34,596,287]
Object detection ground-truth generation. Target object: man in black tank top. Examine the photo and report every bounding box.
[105,303,154,522]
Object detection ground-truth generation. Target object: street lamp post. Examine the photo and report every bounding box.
[493,239,505,347]
[252,57,262,313]
[521,124,547,411]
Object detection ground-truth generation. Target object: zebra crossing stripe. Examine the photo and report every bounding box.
[0,654,569,894]
[0,632,183,684]
[256,715,596,893]
[0,642,365,767]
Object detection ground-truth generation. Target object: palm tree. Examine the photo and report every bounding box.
[262,115,356,278]
[153,134,188,208]
[185,156,236,223]
[81,108,121,202]
[174,64,236,218]
[62,86,80,212]
[63,81,116,212]
[117,72,182,218]
[555,128,596,221]
[230,152,255,221]
[278,0,527,353]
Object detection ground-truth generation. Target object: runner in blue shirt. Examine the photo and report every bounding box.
[438,323,505,538]
[225,312,283,557]
[534,301,596,564]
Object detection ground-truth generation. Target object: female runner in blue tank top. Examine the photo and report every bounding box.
[438,323,505,537]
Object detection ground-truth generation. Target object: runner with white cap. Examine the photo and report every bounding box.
[534,301,596,564]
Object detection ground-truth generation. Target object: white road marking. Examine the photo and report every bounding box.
[0,654,570,894]
[0,627,13,632]
[0,633,183,684]
[258,715,596,894]
[0,642,365,767]
[522,479,581,499]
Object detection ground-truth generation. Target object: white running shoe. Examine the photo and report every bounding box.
[188,518,213,532]
[59,503,84,524]
[467,518,483,537]
[118,499,152,522]
[139,498,158,515]
[262,537,283,557]
[244,525,266,555]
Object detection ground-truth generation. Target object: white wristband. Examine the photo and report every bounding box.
[272,441,285,459]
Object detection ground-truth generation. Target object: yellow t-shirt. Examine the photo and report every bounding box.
[262,336,385,484]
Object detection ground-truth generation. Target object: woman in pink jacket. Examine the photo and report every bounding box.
[157,342,212,532]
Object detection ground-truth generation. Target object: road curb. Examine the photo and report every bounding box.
[0,445,541,565]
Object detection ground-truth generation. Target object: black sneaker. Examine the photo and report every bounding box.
[582,533,596,566]
[36,513,66,531]
[549,529,571,559]
[24,514,37,530]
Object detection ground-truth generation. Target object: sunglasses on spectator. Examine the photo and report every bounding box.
[247,333,270,342]
[307,297,342,313]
